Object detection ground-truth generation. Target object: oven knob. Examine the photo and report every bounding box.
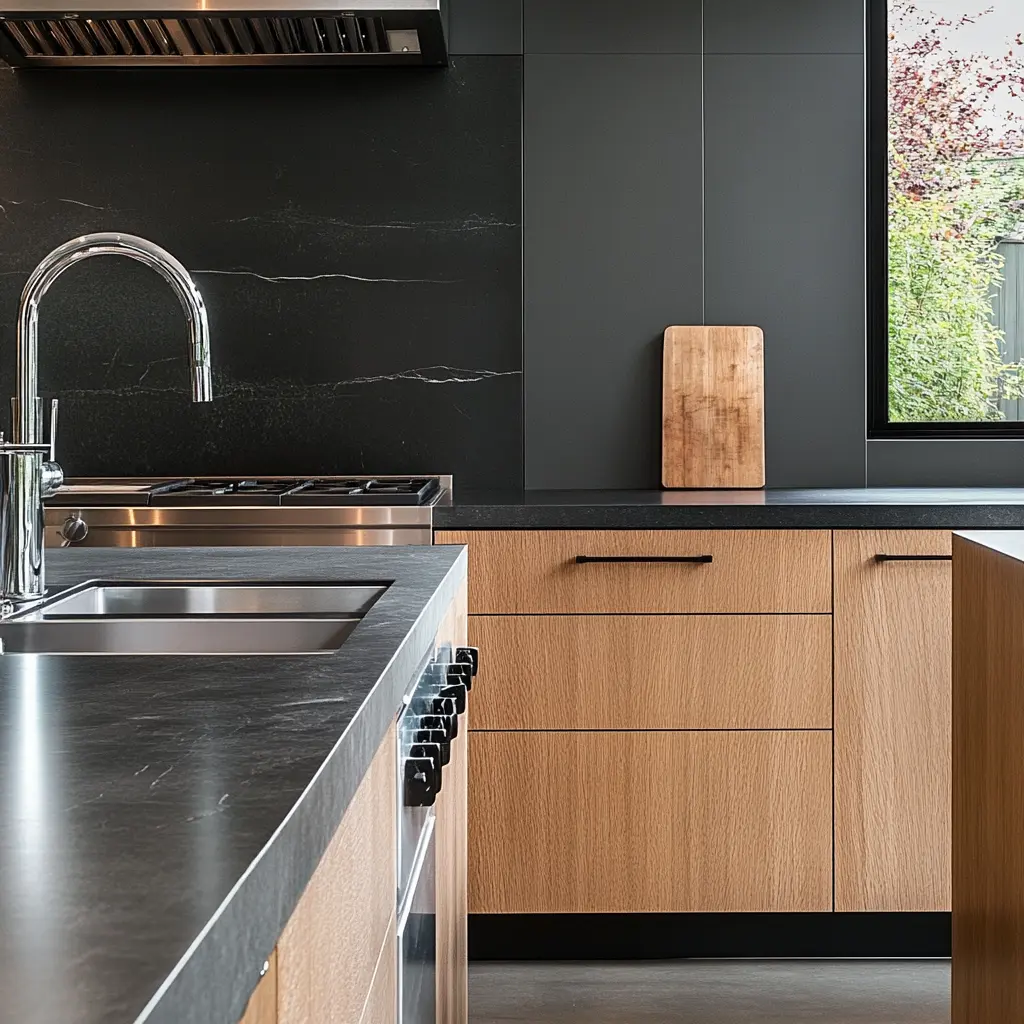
[455,646,479,677]
[412,694,458,719]
[418,713,458,743]
[410,743,443,791]
[446,662,473,692]
[60,514,89,545]
[404,757,438,807]
[414,728,451,765]
[438,682,467,715]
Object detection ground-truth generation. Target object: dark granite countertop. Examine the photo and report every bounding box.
[434,487,1024,531]
[0,545,466,1024]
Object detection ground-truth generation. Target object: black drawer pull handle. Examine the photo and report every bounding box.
[575,555,713,565]
[874,554,952,563]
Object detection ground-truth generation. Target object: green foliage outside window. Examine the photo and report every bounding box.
[887,2,1024,422]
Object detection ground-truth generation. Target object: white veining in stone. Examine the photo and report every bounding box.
[327,366,520,386]
[55,198,110,210]
[136,356,180,385]
[215,211,517,233]
[195,267,457,285]
[62,365,521,399]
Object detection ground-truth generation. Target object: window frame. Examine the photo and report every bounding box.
[867,0,1024,439]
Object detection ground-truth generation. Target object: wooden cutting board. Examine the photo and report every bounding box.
[662,325,765,489]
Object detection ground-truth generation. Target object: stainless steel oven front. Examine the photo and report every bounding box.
[396,645,468,1024]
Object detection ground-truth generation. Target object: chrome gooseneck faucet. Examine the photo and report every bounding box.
[2,232,213,604]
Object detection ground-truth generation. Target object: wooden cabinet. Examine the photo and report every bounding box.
[437,529,831,614]
[277,724,397,1024]
[469,730,832,914]
[441,527,834,917]
[439,525,953,920]
[834,530,952,912]
[469,613,831,730]
[239,952,277,1024]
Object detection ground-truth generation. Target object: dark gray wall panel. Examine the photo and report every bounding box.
[868,441,1024,486]
[704,0,864,54]
[525,0,701,53]
[704,54,866,488]
[524,55,703,489]
[448,0,522,54]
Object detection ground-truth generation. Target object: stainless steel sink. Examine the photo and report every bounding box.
[0,581,387,655]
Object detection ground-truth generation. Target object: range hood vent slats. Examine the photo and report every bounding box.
[126,19,154,54]
[2,17,35,52]
[86,19,119,55]
[0,4,443,64]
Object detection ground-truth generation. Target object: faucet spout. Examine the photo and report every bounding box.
[14,232,212,443]
[3,232,212,604]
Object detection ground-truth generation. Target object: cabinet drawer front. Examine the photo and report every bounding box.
[469,614,831,730]
[468,731,832,914]
[436,530,831,613]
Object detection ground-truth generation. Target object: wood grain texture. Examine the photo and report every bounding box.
[468,614,831,730]
[662,325,765,489]
[358,916,396,1024]
[436,581,469,1024]
[435,530,831,614]
[834,530,952,913]
[468,730,832,914]
[277,724,396,1024]
[238,950,277,1024]
[952,535,1024,1022]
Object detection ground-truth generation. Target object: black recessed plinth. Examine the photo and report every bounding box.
[468,913,952,961]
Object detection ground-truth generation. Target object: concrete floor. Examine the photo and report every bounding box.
[469,961,951,1024]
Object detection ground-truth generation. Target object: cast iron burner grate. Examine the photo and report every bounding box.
[148,479,301,506]
[145,477,441,507]
[280,478,441,506]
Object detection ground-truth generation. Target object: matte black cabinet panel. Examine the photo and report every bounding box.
[704,55,866,488]
[448,0,523,54]
[704,0,864,54]
[524,55,703,489]
[525,0,701,54]
[0,63,524,488]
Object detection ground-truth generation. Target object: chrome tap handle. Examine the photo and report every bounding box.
[40,398,63,498]
[48,398,57,461]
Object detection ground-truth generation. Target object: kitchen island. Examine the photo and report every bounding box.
[0,545,467,1024]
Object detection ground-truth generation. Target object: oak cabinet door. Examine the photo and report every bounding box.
[238,952,277,1024]
[834,530,952,912]
[469,730,832,914]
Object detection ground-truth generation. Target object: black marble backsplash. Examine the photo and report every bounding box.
[0,59,523,487]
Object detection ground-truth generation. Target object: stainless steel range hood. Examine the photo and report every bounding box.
[0,0,446,66]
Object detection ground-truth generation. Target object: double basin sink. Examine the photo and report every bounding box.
[0,582,387,655]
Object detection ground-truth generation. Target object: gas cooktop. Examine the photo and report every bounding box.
[47,476,443,508]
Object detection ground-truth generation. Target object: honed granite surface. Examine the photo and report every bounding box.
[434,488,1024,531]
[0,545,466,1024]
[0,60,522,488]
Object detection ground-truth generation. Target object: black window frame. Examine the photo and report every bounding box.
[867,0,1024,439]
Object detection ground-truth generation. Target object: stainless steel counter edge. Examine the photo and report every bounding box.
[39,545,467,1024]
